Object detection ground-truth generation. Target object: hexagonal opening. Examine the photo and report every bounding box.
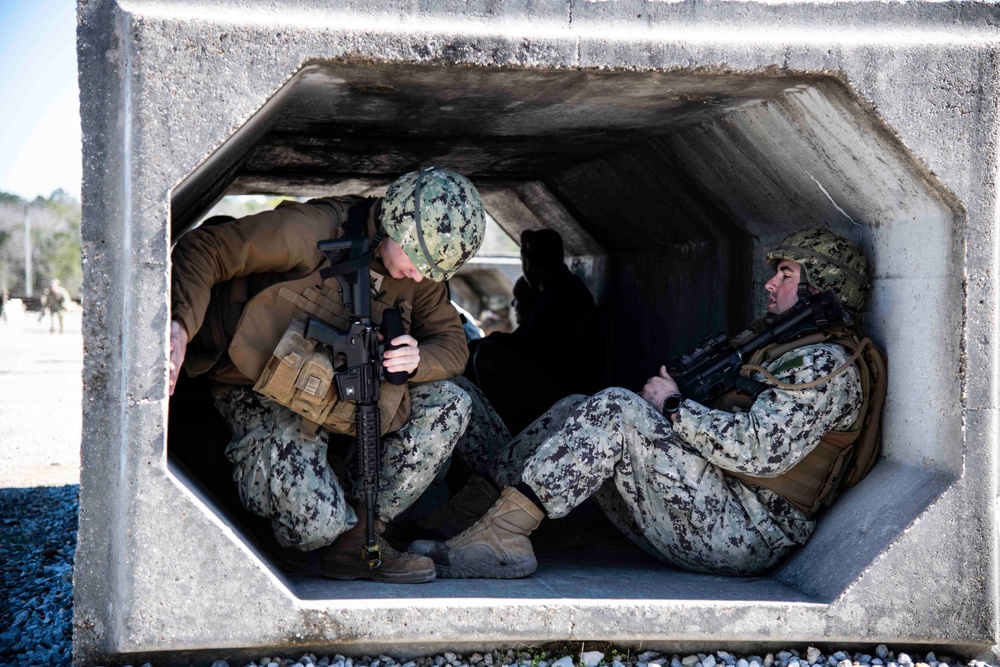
[168,60,963,604]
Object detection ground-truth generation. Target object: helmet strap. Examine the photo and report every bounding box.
[796,262,813,300]
[412,167,450,279]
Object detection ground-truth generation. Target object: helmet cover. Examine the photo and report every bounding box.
[380,167,486,281]
[765,229,871,311]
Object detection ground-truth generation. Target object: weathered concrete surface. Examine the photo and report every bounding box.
[75,0,998,665]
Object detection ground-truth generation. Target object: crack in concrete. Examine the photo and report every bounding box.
[806,171,861,226]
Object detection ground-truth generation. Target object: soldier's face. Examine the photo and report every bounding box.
[380,238,424,282]
[765,259,804,315]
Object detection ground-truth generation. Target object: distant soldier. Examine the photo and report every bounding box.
[451,300,485,342]
[42,279,72,334]
[0,288,8,322]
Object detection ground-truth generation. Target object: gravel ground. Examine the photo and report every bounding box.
[0,485,77,667]
[0,305,994,667]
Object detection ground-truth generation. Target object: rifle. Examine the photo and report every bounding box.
[662,289,852,413]
[302,237,407,570]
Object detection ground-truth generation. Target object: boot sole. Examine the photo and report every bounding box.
[435,557,537,579]
[322,568,437,584]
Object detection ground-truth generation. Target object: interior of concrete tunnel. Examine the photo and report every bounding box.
[167,60,964,604]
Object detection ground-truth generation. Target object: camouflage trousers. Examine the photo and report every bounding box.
[216,380,471,551]
[450,375,512,477]
[465,386,786,576]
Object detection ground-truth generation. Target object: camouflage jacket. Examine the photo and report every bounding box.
[672,341,863,547]
[171,198,468,432]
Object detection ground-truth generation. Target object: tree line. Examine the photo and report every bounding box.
[0,190,82,299]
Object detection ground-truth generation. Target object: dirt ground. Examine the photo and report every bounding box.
[0,300,82,488]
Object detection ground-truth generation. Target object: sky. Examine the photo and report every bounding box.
[0,0,81,201]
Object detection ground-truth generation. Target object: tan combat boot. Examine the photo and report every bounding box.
[431,487,545,579]
[322,509,436,584]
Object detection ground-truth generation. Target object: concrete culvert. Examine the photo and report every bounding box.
[77,2,993,665]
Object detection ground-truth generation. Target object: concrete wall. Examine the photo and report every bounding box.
[76,1,998,665]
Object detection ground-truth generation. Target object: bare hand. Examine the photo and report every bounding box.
[382,334,420,375]
[169,320,188,396]
[640,365,680,411]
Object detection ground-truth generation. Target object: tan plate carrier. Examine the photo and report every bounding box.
[721,328,887,518]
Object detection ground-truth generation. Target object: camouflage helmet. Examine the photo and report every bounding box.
[765,229,871,311]
[380,167,486,281]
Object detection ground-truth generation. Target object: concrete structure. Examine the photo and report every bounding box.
[75,1,998,665]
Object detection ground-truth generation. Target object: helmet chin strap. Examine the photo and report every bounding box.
[796,262,812,301]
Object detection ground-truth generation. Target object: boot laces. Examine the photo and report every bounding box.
[377,534,401,558]
[447,498,509,546]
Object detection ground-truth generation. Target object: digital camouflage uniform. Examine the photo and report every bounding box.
[450,375,512,475]
[217,381,470,551]
[461,342,862,576]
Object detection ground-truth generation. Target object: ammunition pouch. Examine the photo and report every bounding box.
[253,281,411,437]
[253,316,344,427]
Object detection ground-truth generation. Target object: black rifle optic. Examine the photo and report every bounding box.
[302,237,407,570]
[662,289,852,413]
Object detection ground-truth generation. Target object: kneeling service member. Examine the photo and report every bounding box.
[417,229,885,578]
[170,167,485,583]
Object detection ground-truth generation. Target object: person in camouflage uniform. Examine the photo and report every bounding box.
[42,279,72,334]
[416,229,871,578]
[170,167,485,583]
